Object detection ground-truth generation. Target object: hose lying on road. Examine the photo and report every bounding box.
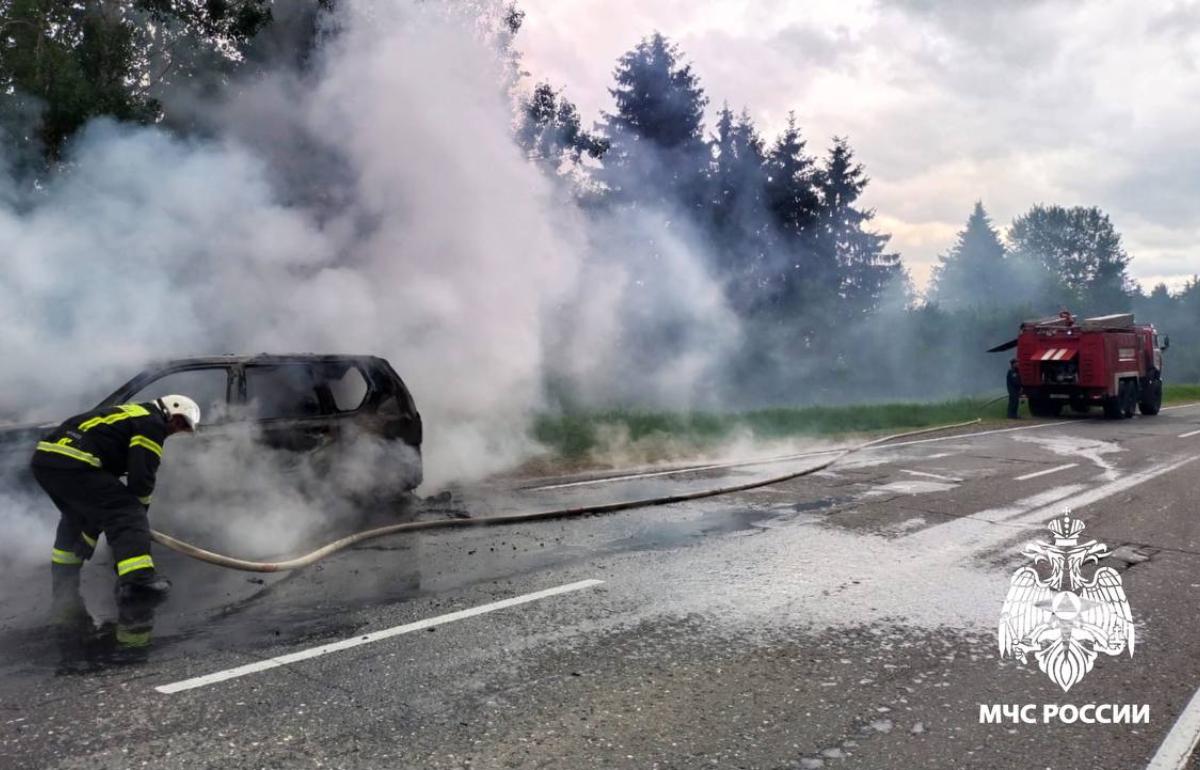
[150,418,982,573]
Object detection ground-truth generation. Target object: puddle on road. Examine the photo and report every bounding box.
[598,507,791,553]
[792,496,855,513]
[2,504,802,677]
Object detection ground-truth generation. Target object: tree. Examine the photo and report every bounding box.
[761,111,823,312]
[710,105,764,230]
[516,81,607,173]
[708,104,771,305]
[1007,204,1134,312]
[0,0,272,166]
[595,32,709,209]
[928,202,1014,311]
[815,137,900,318]
[764,112,819,243]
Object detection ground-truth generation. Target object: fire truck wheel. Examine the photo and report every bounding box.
[1103,396,1122,419]
[1138,380,1163,416]
[1120,380,1137,418]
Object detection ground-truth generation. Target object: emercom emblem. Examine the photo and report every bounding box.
[998,512,1135,692]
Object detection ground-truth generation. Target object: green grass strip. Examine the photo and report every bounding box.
[535,384,1200,459]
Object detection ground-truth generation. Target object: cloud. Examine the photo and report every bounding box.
[515,0,1200,291]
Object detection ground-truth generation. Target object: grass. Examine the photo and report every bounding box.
[1165,383,1200,404]
[533,396,1009,461]
[533,384,1200,462]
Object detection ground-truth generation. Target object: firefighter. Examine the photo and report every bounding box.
[1007,358,1022,419]
[31,395,200,603]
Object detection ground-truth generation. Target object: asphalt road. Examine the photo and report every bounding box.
[4,404,1200,769]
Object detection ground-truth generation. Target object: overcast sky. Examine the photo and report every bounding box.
[516,0,1199,294]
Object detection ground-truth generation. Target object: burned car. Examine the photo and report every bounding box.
[0,354,423,492]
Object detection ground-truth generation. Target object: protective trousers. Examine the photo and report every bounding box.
[32,464,156,581]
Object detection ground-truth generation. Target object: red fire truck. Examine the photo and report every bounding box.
[993,311,1168,419]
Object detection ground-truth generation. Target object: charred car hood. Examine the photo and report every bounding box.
[0,421,53,474]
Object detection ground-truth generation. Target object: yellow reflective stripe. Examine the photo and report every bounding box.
[51,548,83,566]
[116,555,154,576]
[79,404,149,431]
[36,441,102,468]
[116,628,151,647]
[81,531,97,548]
[129,435,163,457]
[138,495,152,506]
[55,437,72,445]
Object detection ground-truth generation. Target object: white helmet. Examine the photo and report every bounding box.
[159,395,201,431]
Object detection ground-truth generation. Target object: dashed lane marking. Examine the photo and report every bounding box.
[1013,463,1078,481]
[900,469,963,483]
[155,579,605,694]
[1178,429,1200,439]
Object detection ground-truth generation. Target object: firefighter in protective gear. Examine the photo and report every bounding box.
[31,395,200,603]
[1007,358,1022,419]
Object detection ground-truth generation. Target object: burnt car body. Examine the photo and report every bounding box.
[0,354,423,491]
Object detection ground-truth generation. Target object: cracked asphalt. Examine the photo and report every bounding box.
[4,403,1200,769]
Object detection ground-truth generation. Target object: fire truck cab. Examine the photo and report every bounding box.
[1013,311,1167,419]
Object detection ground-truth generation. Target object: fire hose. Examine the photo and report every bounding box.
[149,418,982,573]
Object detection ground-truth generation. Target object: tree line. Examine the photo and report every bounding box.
[3,2,1196,398]
[515,31,1198,393]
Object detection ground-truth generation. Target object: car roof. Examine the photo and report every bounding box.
[152,354,384,368]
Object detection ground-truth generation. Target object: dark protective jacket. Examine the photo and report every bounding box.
[1006,368,1022,395]
[32,402,169,506]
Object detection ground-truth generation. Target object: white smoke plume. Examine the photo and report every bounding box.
[0,0,740,569]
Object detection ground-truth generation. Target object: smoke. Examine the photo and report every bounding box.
[150,423,423,558]
[0,1,741,569]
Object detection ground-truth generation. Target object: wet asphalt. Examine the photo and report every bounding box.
[3,404,1200,769]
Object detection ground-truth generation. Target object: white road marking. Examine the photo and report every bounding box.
[970,485,1089,524]
[866,479,958,496]
[1008,455,1200,528]
[1147,686,1200,770]
[900,469,963,483]
[1178,429,1200,439]
[869,420,1059,448]
[1013,463,1078,481]
[526,450,843,491]
[155,579,605,694]
[907,455,1199,551]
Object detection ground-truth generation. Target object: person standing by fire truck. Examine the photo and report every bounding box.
[1006,358,1022,419]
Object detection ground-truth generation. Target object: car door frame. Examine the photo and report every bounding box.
[235,358,370,452]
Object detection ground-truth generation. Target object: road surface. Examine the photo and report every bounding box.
[4,404,1200,769]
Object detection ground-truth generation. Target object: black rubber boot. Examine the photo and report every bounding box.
[115,571,172,604]
[115,601,156,650]
[51,562,81,594]
[50,564,86,623]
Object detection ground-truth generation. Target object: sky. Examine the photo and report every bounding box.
[515,0,1200,294]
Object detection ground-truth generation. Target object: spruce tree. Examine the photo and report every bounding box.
[815,137,900,318]
[928,202,1011,311]
[595,32,709,209]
